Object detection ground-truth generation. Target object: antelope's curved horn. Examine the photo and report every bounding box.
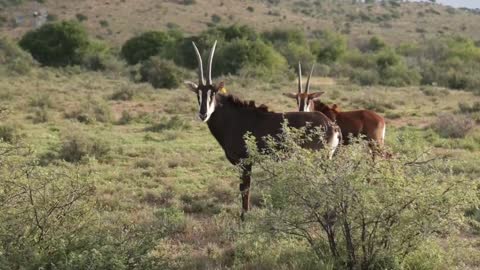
[298,62,303,93]
[207,40,217,85]
[192,41,205,85]
[305,64,315,94]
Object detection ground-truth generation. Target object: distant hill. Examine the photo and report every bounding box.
[1,0,480,47]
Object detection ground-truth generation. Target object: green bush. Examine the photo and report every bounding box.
[121,31,178,65]
[0,124,20,143]
[110,86,135,101]
[241,125,476,269]
[0,36,36,75]
[139,57,184,89]
[431,113,475,138]
[57,131,111,163]
[214,39,288,79]
[277,42,316,69]
[262,28,307,46]
[365,36,387,52]
[310,30,347,63]
[340,48,420,86]
[414,37,480,91]
[64,98,113,124]
[19,21,90,67]
[0,142,184,269]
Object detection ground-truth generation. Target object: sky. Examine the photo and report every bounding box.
[413,0,480,9]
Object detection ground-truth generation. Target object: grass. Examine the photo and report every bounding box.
[0,58,480,269]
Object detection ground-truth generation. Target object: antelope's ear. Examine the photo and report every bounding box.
[309,91,324,100]
[184,81,198,92]
[283,93,298,99]
[331,104,339,111]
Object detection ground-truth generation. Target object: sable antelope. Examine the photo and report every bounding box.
[185,42,341,219]
[284,63,386,146]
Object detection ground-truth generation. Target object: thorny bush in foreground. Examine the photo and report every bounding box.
[240,125,478,270]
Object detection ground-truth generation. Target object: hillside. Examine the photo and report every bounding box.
[1,1,480,269]
[2,0,480,46]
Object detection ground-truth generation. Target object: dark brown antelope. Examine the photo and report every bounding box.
[185,42,341,219]
[284,63,386,146]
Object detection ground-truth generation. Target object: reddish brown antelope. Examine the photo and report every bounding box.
[185,42,341,219]
[284,63,386,146]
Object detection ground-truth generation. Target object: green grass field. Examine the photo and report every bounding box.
[0,65,479,268]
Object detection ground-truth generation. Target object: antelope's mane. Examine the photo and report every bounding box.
[221,94,272,113]
[312,100,330,110]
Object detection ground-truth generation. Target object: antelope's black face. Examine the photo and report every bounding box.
[284,92,324,112]
[186,41,221,122]
[284,63,324,112]
[185,82,223,122]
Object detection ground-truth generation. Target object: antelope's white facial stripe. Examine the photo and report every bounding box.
[204,89,215,122]
[304,98,311,112]
[298,96,311,112]
[198,89,216,122]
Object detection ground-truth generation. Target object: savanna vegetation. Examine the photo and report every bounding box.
[0,0,480,269]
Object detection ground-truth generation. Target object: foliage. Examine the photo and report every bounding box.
[121,31,179,65]
[214,39,289,79]
[0,143,95,269]
[431,113,475,138]
[0,124,20,143]
[0,142,187,269]
[339,48,421,87]
[56,131,112,163]
[64,97,113,124]
[19,21,90,67]
[310,30,347,63]
[0,37,36,75]
[410,37,480,91]
[139,57,184,89]
[241,125,477,269]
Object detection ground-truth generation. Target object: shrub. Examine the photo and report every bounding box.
[121,31,178,65]
[0,143,95,269]
[277,42,316,69]
[431,113,474,138]
[19,21,90,67]
[0,36,36,75]
[57,131,111,163]
[0,142,181,269]
[139,57,184,89]
[211,14,222,23]
[64,98,113,124]
[310,30,347,63]
[182,0,196,4]
[76,13,88,21]
[214,39,288,79]
[110,86,135,101]
[458,102,480,113]
[241,125,477,269]
[31,107,49,123]
[0,124,20,143]
[365,36,387,52]
[79,40,122,72]
[262,28,307,46]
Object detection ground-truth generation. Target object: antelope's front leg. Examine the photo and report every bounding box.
[239,166,252,221]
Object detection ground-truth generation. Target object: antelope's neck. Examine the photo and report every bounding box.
[205,99,238,149]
